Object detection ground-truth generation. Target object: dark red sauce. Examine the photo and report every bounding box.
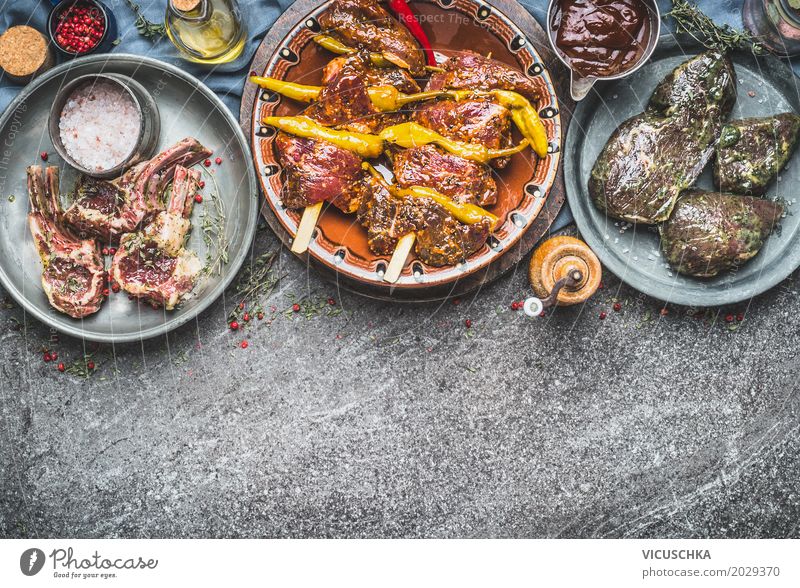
[551,0,651,78]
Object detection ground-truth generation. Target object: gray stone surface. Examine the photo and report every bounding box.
[1,224,799,538]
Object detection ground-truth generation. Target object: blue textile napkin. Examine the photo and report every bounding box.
[0,0,771,231]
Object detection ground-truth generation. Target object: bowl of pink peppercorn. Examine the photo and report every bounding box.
[47,0,118,58]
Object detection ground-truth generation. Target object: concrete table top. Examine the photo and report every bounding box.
[1,224,799,538]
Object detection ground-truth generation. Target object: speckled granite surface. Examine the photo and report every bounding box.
[1,224,799,538]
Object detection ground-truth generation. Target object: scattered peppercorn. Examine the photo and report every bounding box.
[43,352,52,362]
[660,308,669,316]
[102,247,109,255]
[51,352,58,361]
[194,194,203,203]
[725,314,734,323]
[737,313,744,322]
[539,311,546,317]
[203,159,211,167]
[199,181,205,188]
[230,320,239,330]
[327,297,336,305]
[598,282,604,290]
[599,311,607,320]
[57,362,65,372]
[108,248,116,255]
[103,288,110,297]
[452,298,461,306]
[111,283,120,293]
[240,341,248,349]
[40,151,48,161]
[215,157,222,165]
[613,302,621,312]
[87,360,95,370]
[243,312,250,322]
[292,303,301,312]
[465,319,472,328]
[250,70,257,77]
[257,312,264,320]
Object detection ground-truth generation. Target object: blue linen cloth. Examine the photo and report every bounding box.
[0,0,774,231]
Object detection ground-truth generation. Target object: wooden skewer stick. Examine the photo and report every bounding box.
[291,201,323,254]
[384,232,416,284]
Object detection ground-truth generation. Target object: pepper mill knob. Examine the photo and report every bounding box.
[524,235,601,317]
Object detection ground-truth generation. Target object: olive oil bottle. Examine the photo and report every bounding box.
[165,0,247,64]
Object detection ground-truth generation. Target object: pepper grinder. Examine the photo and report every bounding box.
[165,0,247,64]
[523,236,601,317]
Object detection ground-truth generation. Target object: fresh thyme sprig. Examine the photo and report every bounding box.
[666,0,764,54]
[125,0,167,40]
[228,250,282,322]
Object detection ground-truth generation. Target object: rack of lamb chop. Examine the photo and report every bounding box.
[110,165,203,310]
[64,137,211,243]
[27,165,105,319]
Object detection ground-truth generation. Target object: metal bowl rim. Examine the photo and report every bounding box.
[0,53,259,343]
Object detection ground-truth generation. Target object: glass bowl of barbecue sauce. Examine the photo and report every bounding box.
[547,0,660,101]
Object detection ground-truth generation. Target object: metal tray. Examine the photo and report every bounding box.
[565,38,800,307]
[0,54,258,342]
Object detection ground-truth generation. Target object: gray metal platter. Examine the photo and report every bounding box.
[0,54,258,343]
[565,38,800,307]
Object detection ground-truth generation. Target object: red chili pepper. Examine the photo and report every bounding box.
[388,0,436,66]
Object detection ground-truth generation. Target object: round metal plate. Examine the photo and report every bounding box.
[0,54,258,342]
[242,0,571,301]
[565,38,800,307]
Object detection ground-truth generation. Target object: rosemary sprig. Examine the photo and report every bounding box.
[228,250,282,322]
[125,0,167,40]
[666,0,764,54]
[199,169,230,277]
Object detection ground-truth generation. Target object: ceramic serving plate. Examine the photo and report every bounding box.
[0,54,258,343]
[566,38,800,307]
[246,0,565,299]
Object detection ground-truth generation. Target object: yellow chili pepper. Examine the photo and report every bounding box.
[367,86,452,111]
[262,116,385,158]
[489,90,549,158]
[250,76,321,103]
[379,122,529,164]
[312,35,393,68]
[362,163,498,229]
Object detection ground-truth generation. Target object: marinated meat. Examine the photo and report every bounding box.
[63,137,211,243]
[356,176,491,266]
[426,51,540,101]
[275,132,369,213]
[318,0,425,76]
[659,190,783,278]
[27,165,104,318]
[357,176,420,254]
[392,145,497,206]
[111,166,202,309]
[413,98,512,168]
[308,53,420,133]
[589,52,736,223]
[714,113,800,195]
[415,204,491,267]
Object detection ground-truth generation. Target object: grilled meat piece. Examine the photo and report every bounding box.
[63,138,211,243]
[413,99,512,168]
[357,176,420,254]
[659,190,783,278]
[714,113,800,195]
[275,132,369,213]
[308,53,420,133]
[111,166,202,309]
[426,51,539,101]
[356,176,491,266]
[27,165,104,318]
[318,0,425,76]
[589,52,736,223]
[392,145,497,206]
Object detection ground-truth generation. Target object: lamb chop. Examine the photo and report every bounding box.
[307,53,420,133]
[391,144,497,206]
[317,0,425,76]
[27,165,105,319]
[110,165,202,310]
[63,137,211,244]
[426,51,540,101]
[356,175,492,266]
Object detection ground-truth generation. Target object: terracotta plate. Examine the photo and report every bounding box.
[246,0,565,298]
